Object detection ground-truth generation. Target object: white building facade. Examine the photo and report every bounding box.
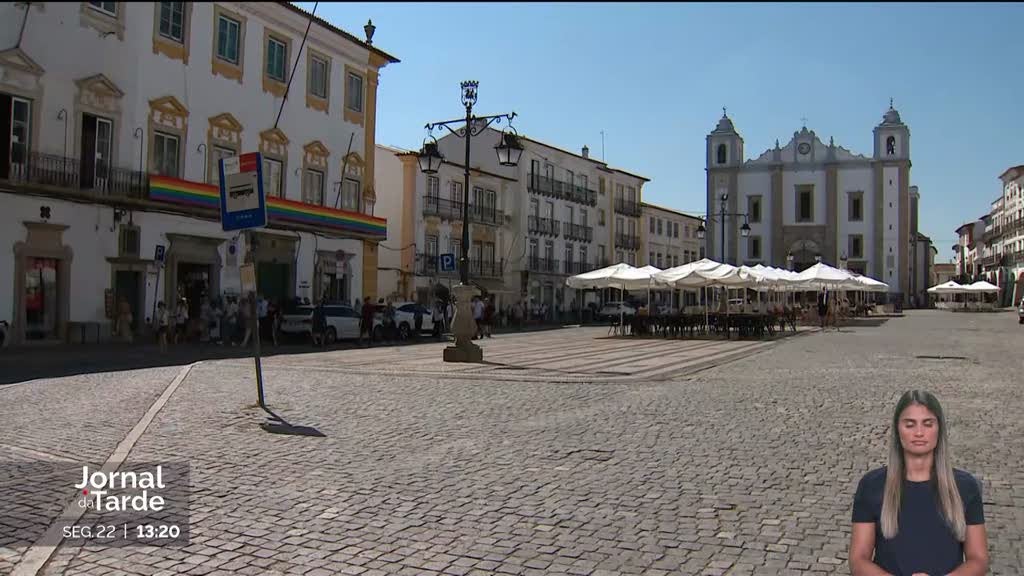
[0,2,397,344]
[705,105,913,302]
[982,166,1024,305]
[374,143,518,307]
[379,127,648,317]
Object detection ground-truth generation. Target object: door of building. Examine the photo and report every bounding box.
[80,113,112,190]
[24,257,60,340]
[257,262,290,304]
[115,270,142,333]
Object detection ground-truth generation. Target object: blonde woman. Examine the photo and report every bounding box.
[850,390,988,576]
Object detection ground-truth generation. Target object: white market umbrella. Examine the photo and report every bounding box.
[927,280,964,294]
[965,280,999,293]
[793,262,855,290]
[566,263,651,328]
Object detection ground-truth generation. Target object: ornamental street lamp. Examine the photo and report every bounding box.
[416,80,521,363]
[694,193,750,265]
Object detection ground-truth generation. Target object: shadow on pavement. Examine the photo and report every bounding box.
[0,323,576,386]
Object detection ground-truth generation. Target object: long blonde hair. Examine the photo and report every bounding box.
[881,390,966,541]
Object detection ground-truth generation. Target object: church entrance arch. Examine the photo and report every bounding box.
[788,239,821,272]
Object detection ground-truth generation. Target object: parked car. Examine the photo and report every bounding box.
[598,301,637,320]
[393,302,436,339]
[280,303,361,344]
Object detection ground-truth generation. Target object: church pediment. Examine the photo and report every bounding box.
[745,127,869,167]
[0,47,44,75]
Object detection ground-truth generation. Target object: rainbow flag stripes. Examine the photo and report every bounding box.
[149,175,387,239]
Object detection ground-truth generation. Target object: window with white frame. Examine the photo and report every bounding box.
[303,168,324,205]
[309,55,328,99]
[346,72,363,112]
[153,132,180,177]
[262,157,283,198]
[216,14,241,64]
[266,36,287,82]
[342,178,360,211]
[159,2,185,42]
[89,1,116,16]
[211,145,235,183]
[426,175,439,200]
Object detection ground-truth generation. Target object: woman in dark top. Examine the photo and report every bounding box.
[850,390,988,576]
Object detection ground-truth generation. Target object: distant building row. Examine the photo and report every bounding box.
[955,165,1024,306]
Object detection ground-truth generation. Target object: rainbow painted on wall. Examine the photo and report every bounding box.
[149,175,386,238]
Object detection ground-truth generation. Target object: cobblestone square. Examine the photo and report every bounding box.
[1,311,1021,575]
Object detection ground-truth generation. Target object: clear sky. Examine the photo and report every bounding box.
[297,2,1024,263]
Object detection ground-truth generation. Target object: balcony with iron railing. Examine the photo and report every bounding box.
[527,175,597,206]
[423,196,504,226]
[562,223,593,242]
[415,253,504,278]
[614,197,642,217]
[4,150,149,200]
[527,215,560,237]
[563,260,591,275]
[526,256,561,274]
[615,233,641,251]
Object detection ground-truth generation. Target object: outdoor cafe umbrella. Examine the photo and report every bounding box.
[566,263,652,328]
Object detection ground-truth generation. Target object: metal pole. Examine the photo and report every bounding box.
[720,195,726,265]
[461,103,472,286]
[248,231,267,410]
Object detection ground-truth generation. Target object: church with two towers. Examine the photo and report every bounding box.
[704,103,914,301]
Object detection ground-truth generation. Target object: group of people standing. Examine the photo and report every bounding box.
[153,293,283,352]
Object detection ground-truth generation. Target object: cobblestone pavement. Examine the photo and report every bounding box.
[1,311,1021,575]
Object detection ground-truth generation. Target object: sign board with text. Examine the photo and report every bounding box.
[218,152,267,232]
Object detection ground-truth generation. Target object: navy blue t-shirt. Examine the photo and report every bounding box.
[852,466,985,576]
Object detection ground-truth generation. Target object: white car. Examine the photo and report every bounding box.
[371,302,438,340]
[280,303,362,344]
[598,301,637,320]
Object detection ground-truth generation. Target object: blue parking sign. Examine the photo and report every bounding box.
[440,253,456,272]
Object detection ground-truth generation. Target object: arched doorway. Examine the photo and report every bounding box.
[788,239,821,272]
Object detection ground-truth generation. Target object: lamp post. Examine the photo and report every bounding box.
[694,193,750,265]
[416,81,522,363]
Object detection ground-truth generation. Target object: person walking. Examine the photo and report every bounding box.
[849,390,988,576]
[359,296,375,346]
[173,298,189,344]
[155,301,169,353]
[311,297,326,347]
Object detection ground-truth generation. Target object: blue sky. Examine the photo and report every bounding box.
[298,2,1024,263]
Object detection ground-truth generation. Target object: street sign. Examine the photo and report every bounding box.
[154,244,166,263]
[219,152,267,232]
[440,253,456,272]
[240,263,256,294]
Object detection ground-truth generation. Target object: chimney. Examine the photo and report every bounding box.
[582,145,589,159]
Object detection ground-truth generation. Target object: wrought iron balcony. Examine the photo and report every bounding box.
[527,215,560,236]
[4,150,149,200]
[527,174,597,206]
[563,260,591,275]
[614,197,642,217]
[563,223,594,242]
[423,196,504,226]
[615,233,641,251]
[526,256,560,274]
